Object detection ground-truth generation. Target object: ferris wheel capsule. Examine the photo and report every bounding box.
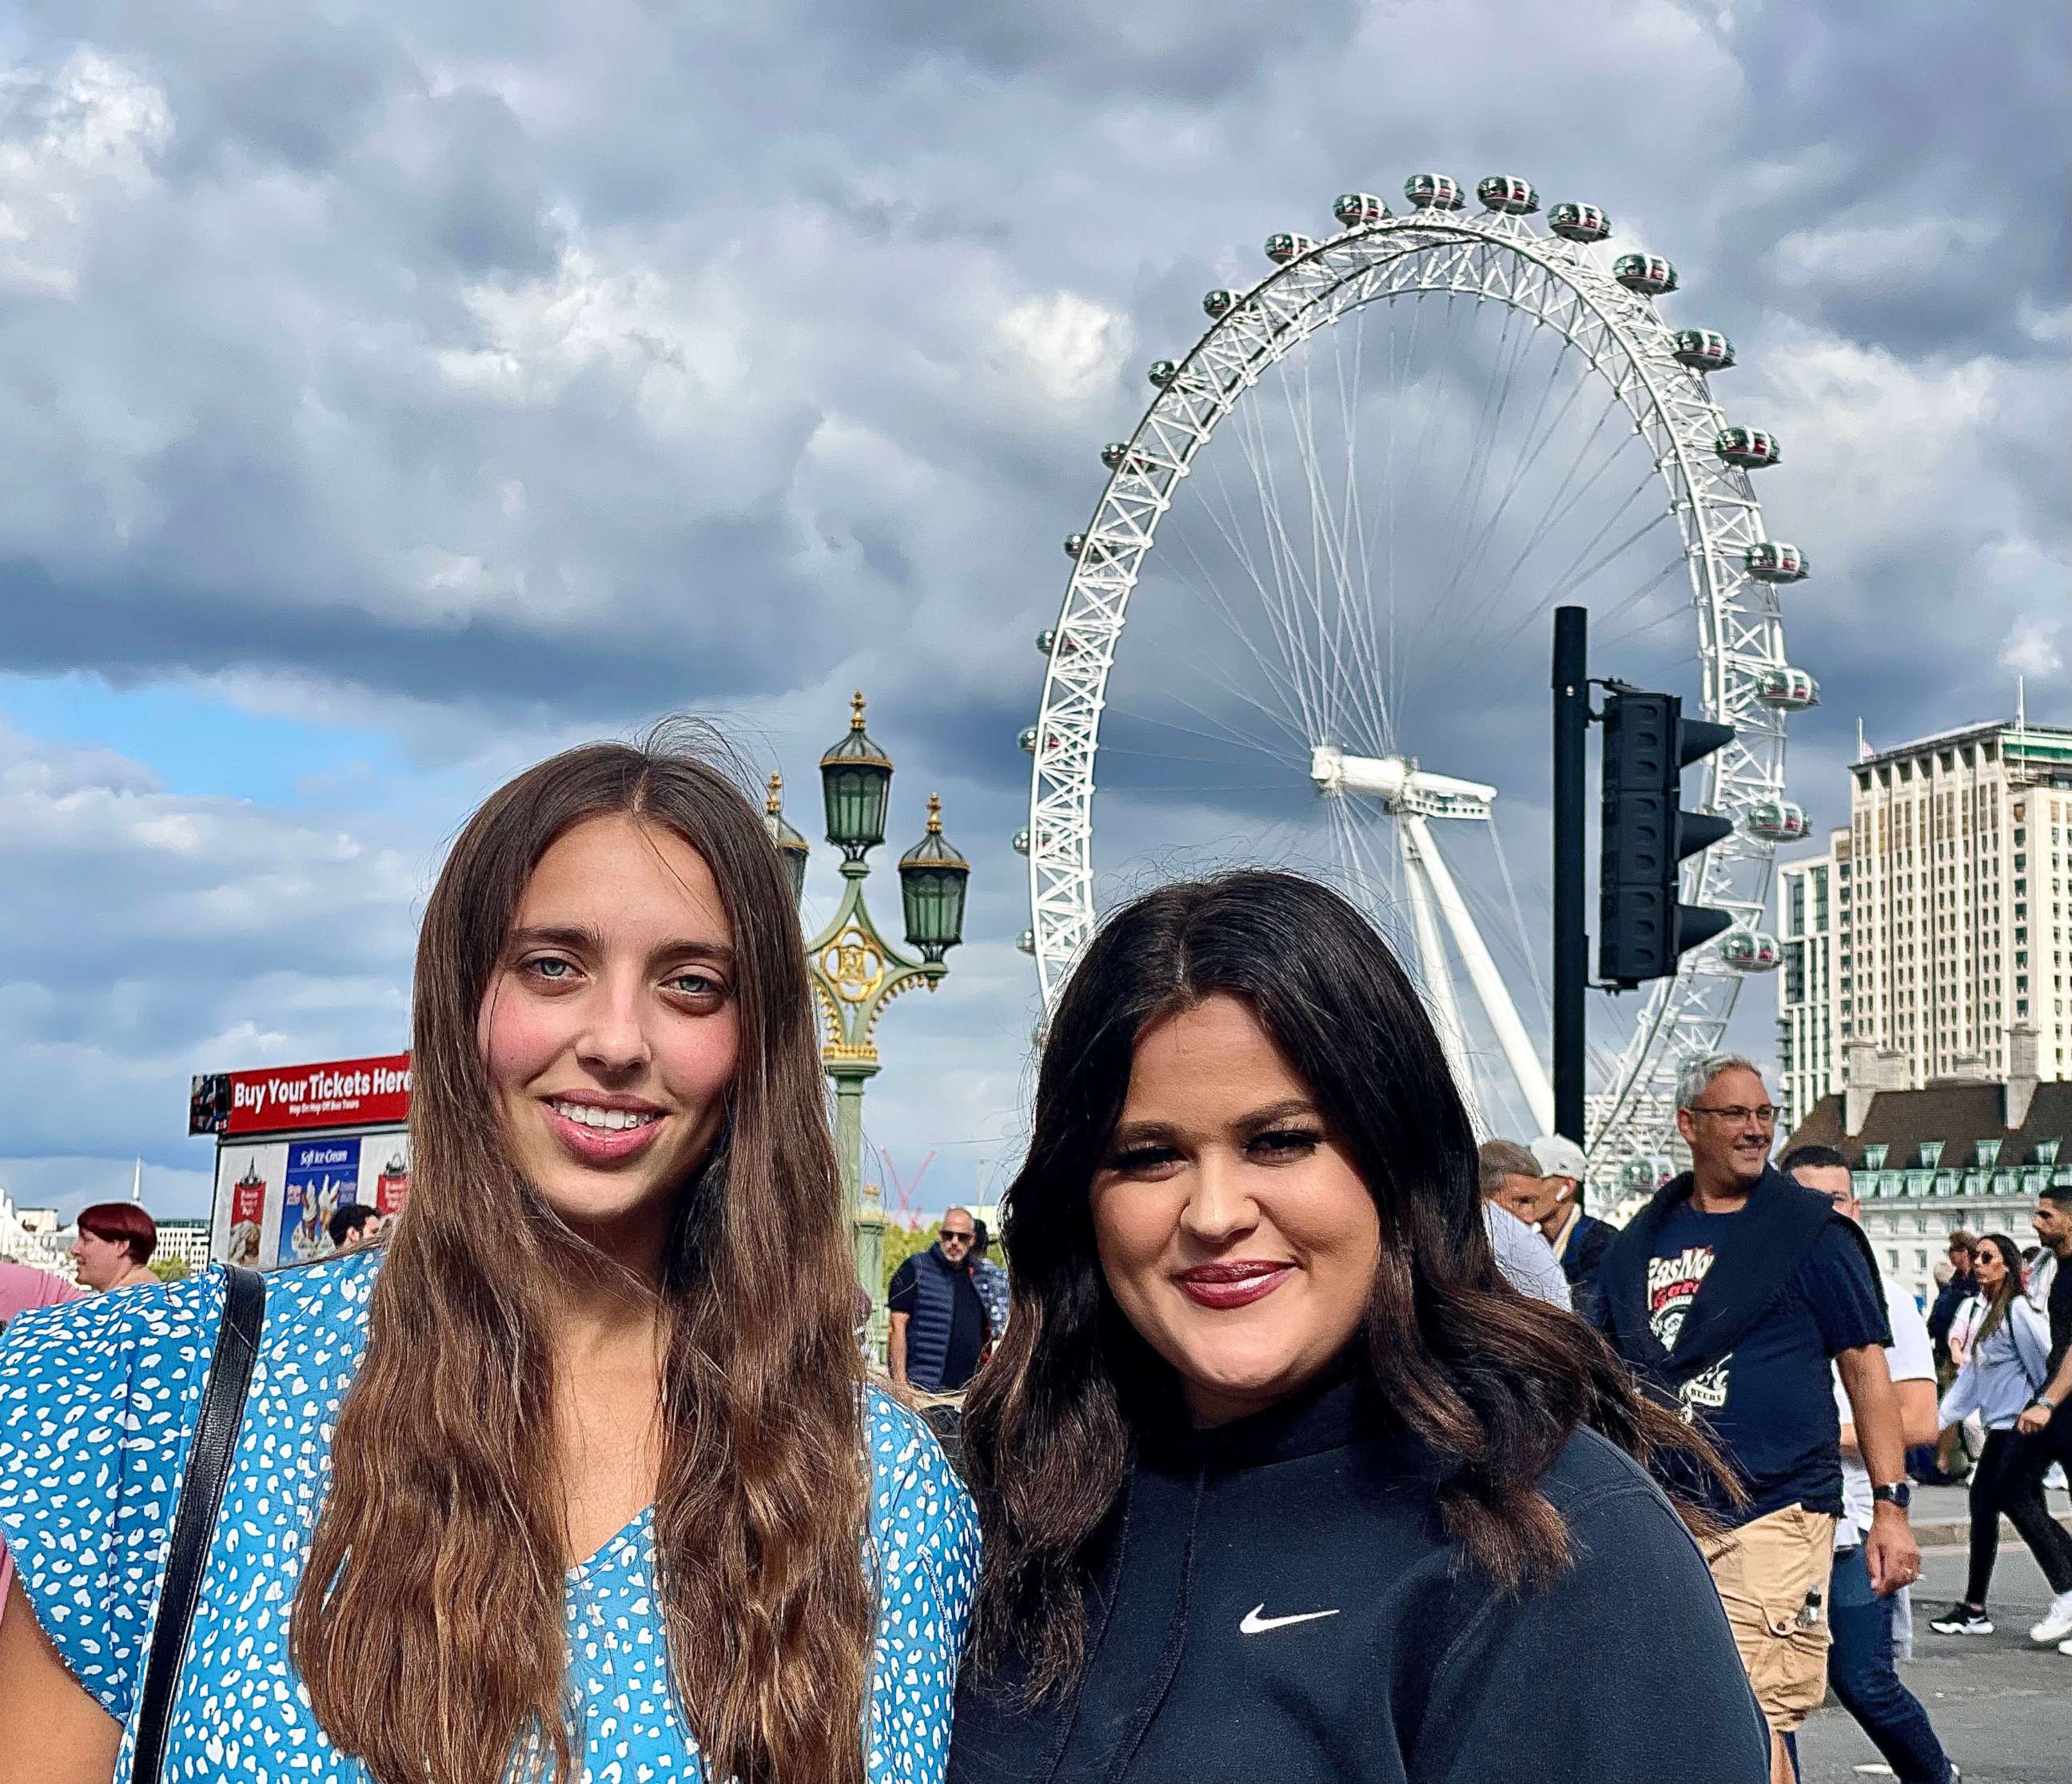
[1013,828,1030,856]
[1101,441,1152,473]
[1674,329,1735,372]
[1016,929,1037,956]
[1148,359,1180,388]
[1719,930,1782,973]
[1746,800,1809,842]
[1744,540,1808,582]
[1476,175,1539,215]
[1203,289,1238,320]
[1036,628,1057,655]
[1405,173,1464,210]
[1265,233,1316,264]
[1755,667,1821,711]
[1017,727,1039,755]
[1548,202,1612,242]
[1614,253,1679,297]
[1717,427,1782,469]
[1333,191,1389,227]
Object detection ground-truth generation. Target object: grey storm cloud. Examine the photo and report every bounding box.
[0,0,2064,1217]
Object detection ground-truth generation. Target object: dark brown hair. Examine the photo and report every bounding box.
[961,870,1719,1699]
[77,1201,156,1265]
[1971,1232,2027,1345]
[290,723,871,1784]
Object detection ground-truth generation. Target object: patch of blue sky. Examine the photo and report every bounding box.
[0,675,400,807]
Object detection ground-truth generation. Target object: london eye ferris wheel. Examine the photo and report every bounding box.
[1017,172,1819,1189]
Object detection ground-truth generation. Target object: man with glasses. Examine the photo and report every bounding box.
[888,1207,990,1393]
[1594,1054,1915,1784]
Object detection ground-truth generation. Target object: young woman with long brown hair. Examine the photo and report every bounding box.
[948,870,1767,1783]
[1927,1230,2072,1640]
[0,727,977,1784]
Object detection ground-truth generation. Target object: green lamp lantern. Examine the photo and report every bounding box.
[898,794,970,966]
[791,689,973,1361]
[819,690,894,868]
[762,772,810,906]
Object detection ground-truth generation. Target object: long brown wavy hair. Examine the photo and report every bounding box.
[1970,1232,2028,1347]
[290,724,872,1784]
[962,870,1724,1700]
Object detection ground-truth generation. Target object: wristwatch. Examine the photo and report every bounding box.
[2037,1394,2062,1412]
[1871,1482,1911,1511]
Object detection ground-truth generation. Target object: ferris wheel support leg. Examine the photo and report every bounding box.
[1403,814,1558,1139]
[1399,818,1482,1137]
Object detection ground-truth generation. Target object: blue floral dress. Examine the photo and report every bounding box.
[0,1249,978,1782]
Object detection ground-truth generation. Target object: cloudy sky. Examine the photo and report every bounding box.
[3,0,2065,1226]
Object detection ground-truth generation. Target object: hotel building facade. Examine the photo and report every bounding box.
[1776,717,2072,1124]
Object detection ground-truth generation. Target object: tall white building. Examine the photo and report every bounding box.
[1776,848,1839,1132]
[1775,715,2072,1111]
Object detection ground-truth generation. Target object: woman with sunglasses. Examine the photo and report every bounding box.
[949,870,1766,1783]
[0,727,976,1784]
[1927,1231,2072,1640]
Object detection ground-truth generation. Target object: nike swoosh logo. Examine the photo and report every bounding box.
[1240,1603,1341,1635]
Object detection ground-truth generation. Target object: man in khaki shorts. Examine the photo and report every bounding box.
[1593,1055,1921,1784]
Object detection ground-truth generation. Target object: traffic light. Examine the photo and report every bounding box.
[1598,688,1735,989]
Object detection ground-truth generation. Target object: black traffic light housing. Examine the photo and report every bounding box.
[1598,688,1735,989]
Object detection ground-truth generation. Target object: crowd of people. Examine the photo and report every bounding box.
[0,723,2065,1784]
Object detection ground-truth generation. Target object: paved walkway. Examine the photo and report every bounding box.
[1797,1542,2071,1784]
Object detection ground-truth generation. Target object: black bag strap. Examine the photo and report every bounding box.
[133,1264,266,1782]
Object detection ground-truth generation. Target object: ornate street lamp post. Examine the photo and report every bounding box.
[763,693,969,1349]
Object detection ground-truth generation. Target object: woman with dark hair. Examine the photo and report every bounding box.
[950,870,1766,1783]
[1927,1232,2072,1639]
[0,725,977,1784]
[69,1202,158,1293]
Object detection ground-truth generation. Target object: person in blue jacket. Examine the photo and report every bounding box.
[0,726,976,1784]
[950,870,1768,1784]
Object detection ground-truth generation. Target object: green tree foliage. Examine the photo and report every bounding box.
[149,1256,190,1283]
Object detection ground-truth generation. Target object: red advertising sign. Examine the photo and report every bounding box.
[191,1053,412,1137]
[374,1149,412,1216]
[231,1160,266,1227]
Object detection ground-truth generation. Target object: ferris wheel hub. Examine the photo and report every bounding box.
[1309,746,1497,821]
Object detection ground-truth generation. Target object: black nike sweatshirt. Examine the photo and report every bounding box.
[948,1367,1768,1783]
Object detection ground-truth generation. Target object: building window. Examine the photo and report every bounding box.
[1976,1138,2001,1171]
[1864,1144,1889,1170]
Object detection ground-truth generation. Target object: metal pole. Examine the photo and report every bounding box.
[1552,606,1588,1149]
[829,1061,887,1357]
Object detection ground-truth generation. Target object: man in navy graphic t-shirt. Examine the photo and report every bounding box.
[1595,1054,1918,1784]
